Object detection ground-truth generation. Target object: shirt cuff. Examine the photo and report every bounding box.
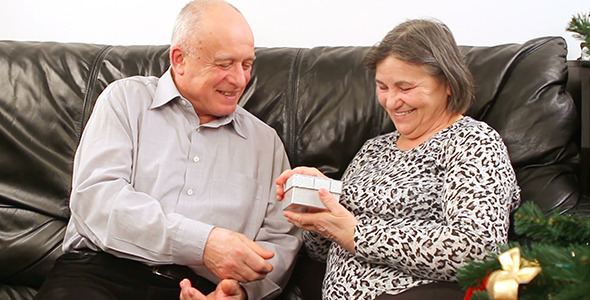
[172,216,215,266]
[241,278,280,300]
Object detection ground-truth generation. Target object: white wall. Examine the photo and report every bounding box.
[0,0,587,60]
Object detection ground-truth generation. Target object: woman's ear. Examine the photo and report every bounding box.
[446,83,452,98]
[170,45,186,75]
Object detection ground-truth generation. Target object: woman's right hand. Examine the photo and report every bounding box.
[275,167,327,201]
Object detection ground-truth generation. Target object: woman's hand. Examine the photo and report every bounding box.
[179,279,246,300]
[283,188,358,253]
[275,166,328,201]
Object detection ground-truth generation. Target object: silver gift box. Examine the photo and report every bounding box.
[282,174,343,211]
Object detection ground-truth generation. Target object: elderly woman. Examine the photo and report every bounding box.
[275,19,521,300]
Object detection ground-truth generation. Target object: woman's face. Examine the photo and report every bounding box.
[375,55,454,144]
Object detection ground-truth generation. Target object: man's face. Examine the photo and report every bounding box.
[174,5,255,124]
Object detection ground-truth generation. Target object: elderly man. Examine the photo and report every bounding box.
[34,1,301,299]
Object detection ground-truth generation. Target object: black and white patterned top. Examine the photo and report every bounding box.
[304,116,521,299]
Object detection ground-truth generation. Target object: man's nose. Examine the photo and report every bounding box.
[228,65,249,87]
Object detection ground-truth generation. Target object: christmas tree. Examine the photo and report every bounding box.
[457,201,590,300]
[566,11,590,60]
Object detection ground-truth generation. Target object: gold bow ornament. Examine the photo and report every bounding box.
[485,247,541,300]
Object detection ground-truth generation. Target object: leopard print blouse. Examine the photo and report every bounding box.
[303,116,521,299]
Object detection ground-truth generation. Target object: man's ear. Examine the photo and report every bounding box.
[170,45,186,75]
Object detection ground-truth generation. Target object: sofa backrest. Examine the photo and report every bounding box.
[0,36,581,292]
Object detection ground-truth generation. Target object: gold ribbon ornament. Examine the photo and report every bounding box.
[485,247,541,300]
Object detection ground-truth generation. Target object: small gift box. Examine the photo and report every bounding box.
[282,174,343,211]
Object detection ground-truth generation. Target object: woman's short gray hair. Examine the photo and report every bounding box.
[364,19,474,114]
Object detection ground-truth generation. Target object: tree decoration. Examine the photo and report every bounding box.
[567,11,590,60]
[485,247,541,300]
[458,202,590,300]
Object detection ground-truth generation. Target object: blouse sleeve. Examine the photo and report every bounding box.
[301,230,332,262]
[353,126,520,281]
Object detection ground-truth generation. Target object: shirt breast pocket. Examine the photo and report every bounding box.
[205,172,263,237]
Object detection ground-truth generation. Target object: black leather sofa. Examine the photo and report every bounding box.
[1,36,588,300]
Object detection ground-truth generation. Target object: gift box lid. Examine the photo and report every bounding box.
[285,174,343,194]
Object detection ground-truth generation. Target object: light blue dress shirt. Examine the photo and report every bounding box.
[62,68,301,299]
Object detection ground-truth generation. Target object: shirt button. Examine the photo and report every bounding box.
[181,100,188,106]
[187,188,194,195]
[193,156,200,163]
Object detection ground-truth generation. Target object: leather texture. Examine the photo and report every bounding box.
[0,37,586,299]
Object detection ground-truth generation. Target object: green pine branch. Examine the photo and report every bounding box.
[513,201,590,246]
[521,243,590,290]
[470,291,490,300]
[458,243,590,300]
[456,253,500,288]
[458,201,590,299]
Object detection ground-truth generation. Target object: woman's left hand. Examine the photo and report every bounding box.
[283,188,358,253]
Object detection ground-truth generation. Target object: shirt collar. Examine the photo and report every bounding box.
[150,68,247,139]
[151,68,181,109]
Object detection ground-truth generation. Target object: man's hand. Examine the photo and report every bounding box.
[203,227,274,282]
[179,278,246,300]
